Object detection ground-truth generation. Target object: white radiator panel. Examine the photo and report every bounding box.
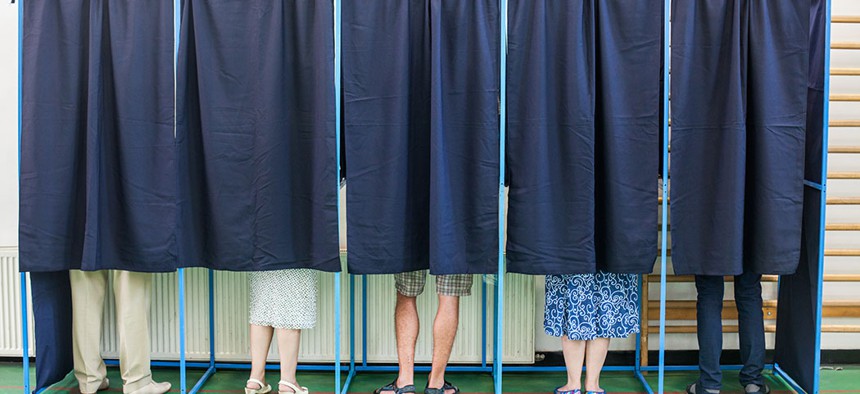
[0,249,34,357]
[0,251,535,363]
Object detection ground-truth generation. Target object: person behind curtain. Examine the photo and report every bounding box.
[70,270,171,394]
[544,272,640,394]
[244,269,319,394]
[373,272,472,394]
[685,273,769,394]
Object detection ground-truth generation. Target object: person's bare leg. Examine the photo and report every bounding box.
[427,295,460,394]
[248,324,274,390]
[276,328,302,392]
[584,338,610,393]
[389,293,419,392]
[560,336,587,391]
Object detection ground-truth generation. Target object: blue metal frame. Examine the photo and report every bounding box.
[656,1,671,393]
[177,0,346,392]
[654,1,831,393]
[337,274,497,394]
[18,0,28,393]
[494,0,508,393]
[486,0,657,392]
[812,3,832,392]
[336,0,500,390]
[771,1,832,393]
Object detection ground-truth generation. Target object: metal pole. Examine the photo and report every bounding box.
[334,0,344,392]
[178,268,187,394]
[495,0,508,392]
[362,275,368,367]
[20,273,29,394]
[18,1,29,392]
[658,0,672,392]
[174,0,185,390]
[481,280,487,368]
[209,270,215,368]
[813,1,832,393]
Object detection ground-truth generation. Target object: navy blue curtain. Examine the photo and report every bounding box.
[19,0,177,273]
[30,272,74,393]
[505,1,661,275]
[774,0,827,392]
[177,0,340,272]
[20,1,175,390]
[670,0,809,276]
[343,0,500,275]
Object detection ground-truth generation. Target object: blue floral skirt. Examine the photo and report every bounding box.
[544,272,640,341]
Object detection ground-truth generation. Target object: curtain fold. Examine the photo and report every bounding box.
[19,0,177,273]
[177,0,340,272]
[31,272,75,393]
[505,0,661,275]
[774,0,828,391]
[670,0,809,276]
[343,0,500,275]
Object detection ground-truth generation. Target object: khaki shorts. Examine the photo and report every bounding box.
[394,270,473,297]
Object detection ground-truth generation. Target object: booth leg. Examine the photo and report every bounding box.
[21,273,30,394]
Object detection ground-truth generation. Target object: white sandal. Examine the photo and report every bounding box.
[245,378,272,394]
[279,380,309,394]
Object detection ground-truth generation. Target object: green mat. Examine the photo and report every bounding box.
[2,363,859,393]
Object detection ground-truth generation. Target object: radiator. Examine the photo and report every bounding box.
[0,250,535,363]
[0,249,34,357]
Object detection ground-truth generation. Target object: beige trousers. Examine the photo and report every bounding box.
[70,270,153,393]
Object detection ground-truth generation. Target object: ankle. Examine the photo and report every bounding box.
[248,374,266,387]
[427,376,444,388]
[397,376,414,387]
[584,381,601,392]
[278,380,300,393]
[559,382,581,391]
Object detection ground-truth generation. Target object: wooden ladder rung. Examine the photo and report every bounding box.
[826,249,860,257]
[828,197,860,205]
[827,223,860,231]
[829,172,860,179]
[646,274,860,282]
[659,197,860,204]
[831,120,860,127]
[668,120,860,127]
[646,275,779,283]
[832,16,860,23]
[831,94,860,102]
[655,249,860,257]
[829,146,860,154]
[832,68,860,76]
[833,42,860,50]
[648,325,860,334]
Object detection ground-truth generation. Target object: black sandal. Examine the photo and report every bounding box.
[374,380,416,394]
[424,381,460,394]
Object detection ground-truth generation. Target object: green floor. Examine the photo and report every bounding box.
[2,363,859,393]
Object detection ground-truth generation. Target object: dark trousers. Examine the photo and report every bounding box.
[695,271,766,390]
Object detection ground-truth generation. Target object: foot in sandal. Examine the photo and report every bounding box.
[424,380,459,394]
[279,380,309,394]
[245,378,272,394]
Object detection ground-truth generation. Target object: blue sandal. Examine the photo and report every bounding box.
[554,388,581,394]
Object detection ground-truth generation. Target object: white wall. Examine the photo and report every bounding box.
[0,2,19,248]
